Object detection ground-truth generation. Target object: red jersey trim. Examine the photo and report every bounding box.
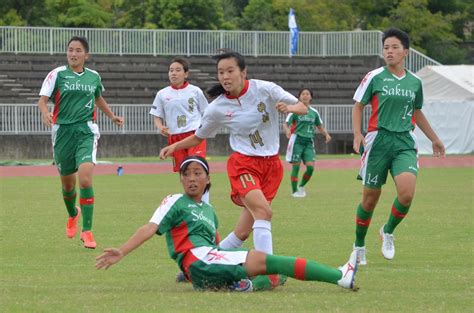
[171,81,189,90]
[170,220,195,253]
[225,80,249,99]
[368,94,379,132]
[52,90,61,124]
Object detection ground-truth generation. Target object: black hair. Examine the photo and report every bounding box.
[298,88,313,99]
[170,57,189,73]
[67,36,89,53]
[382,28,410,50]
[179,155,211,193]
[207,50,247,99]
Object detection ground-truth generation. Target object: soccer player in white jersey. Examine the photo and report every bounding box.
[349,28,445,265]
[96,155,359,292]
[160,51,308,260]
[150,57,209,203]
[37,36,124,249]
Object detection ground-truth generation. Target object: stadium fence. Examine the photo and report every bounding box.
[0,103,372,135]
[0,27,440,73]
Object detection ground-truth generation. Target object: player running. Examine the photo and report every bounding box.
[37,36,124,249]
[96,155,359,292]
[160,51,308,257]
[349,28,445,265]
[150,57,210,203]
[283,88,331,197]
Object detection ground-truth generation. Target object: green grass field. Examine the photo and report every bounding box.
[1,167,472,312]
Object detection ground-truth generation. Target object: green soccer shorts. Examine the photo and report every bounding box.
[52,121,100,176]
[183,247,249,291]
[285,134,315,164]
[358,129,418,189]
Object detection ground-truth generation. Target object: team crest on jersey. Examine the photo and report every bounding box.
[188,98,195,112]
[257,102,269,123]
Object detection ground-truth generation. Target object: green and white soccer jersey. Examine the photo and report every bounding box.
[149,193,219,268]
[286,107,323,138]
[39,66,104,125]
[354,66,423,132]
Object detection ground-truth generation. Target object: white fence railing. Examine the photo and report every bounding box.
[0,104,371,135]
[0,26,440,72]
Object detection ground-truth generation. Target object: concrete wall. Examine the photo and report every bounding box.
[0,133,355,159]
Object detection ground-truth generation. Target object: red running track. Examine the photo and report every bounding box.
[1,155,472,178]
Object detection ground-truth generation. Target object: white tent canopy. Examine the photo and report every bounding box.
[414,65,474,154]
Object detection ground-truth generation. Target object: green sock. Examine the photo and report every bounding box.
[80,187,94,231]
[355,203,373,247]
[384,198,410,234]
[265,254,342,284]
[251,275,287,291]
[299,165,314,187]
[62,189,78,217]
[290,165,300,193]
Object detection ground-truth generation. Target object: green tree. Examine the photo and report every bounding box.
[0,9,27,26]
[380,0,465,63]
[45,0,114,28]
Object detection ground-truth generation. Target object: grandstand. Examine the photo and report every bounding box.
[0,27,440,157]
[0,53,381,105]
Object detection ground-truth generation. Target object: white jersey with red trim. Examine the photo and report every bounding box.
[149,82,208,135]
[195,79,298,156]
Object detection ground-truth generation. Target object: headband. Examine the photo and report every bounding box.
[180,158,209,174]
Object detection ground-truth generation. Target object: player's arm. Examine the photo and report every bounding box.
[276,100,308,115]
[159,134,204,159]
[38,96,53,127]
[316,125,332,143]
[282,122,291,138]
[96,222,158,270]
[352,102,365,153]
[95,96,124,127]
[414,109,445,157]
[153,116,169,137]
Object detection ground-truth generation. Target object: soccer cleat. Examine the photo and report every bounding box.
[353,245,367,266]
[80,231,97,249]
[230,279,253,292]
[337,250,359,290]
[380,225,395,260]
[66,207,81,238]
[292,191,304,198]
[297,186,306,197]
[176,271,190,283]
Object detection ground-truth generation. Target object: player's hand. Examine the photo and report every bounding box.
[325,133,332,144]
[96,248,124,270]
[112,116,124,127]
[160,126,170,137]
[432,139,445,158]
[353,133,365,154]
[285,129,291,139]
[159,145,175,159]
[276,102,289,113]
[41,112,53,127]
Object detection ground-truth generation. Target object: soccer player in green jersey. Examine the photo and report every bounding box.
[350,28,445,265]
[96,155,359,291]
[37,36,124,249]
[283,88,331,197]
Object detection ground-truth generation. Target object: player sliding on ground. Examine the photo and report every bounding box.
[96,155,359,292]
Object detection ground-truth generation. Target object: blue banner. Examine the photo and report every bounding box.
[288,8,299,56]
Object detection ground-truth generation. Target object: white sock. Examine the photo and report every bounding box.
[252,219,273,254]
[218,231,244,249]
[202,190,210,204]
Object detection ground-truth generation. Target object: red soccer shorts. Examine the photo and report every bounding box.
[227,152,283,207]
[168,130,207,172]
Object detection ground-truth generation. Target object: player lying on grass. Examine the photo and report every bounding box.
[96,155,359,292]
